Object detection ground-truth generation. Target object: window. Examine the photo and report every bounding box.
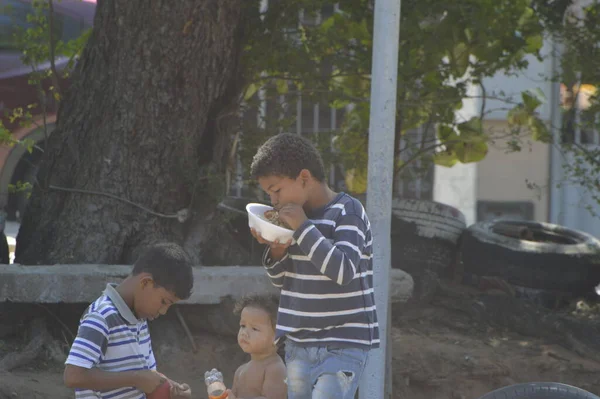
[561,83,600,145]
[477,201,534,222]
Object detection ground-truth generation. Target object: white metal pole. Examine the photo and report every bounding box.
[360,0,401,398]
[296,93,302,134]
[548,39,563,225]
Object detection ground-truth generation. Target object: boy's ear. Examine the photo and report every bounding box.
[299,169,312,182]
[139,274,155,289]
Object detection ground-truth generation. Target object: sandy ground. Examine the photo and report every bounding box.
[2,295,600,399]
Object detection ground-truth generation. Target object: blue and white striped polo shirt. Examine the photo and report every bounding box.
[263,192,380,349]
[65,284,156,399]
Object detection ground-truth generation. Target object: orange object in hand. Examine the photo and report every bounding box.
[147,374,171,399]
[208,389,229,399]
[205,368,229,399]
[207,381,228,399]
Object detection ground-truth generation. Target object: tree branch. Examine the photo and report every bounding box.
[47,0,62,102]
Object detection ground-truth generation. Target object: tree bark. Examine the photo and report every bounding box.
[16,0,250,264]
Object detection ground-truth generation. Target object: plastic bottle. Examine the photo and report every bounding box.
[204,368,228,399]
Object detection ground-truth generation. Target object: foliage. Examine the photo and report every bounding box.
[6,0,599,206]
[236,0,552,194]
[1,0,90,195]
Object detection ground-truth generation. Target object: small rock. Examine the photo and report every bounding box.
[390,269,414,303]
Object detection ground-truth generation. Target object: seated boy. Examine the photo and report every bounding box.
[224,294,286,399]
[63,242,194,399]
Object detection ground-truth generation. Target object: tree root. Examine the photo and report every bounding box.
[0,318,51,372]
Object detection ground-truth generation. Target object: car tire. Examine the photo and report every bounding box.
[0,233,9,264]
[391,199,467,301]
[391,199,466,272]
[460,220,600,294]
[477,382,599,399]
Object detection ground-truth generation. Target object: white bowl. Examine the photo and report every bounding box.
[246,203,295,244]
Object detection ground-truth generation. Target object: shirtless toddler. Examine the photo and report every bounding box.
[223,294,286,399]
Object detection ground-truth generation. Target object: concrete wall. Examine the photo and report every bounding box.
[482,41,555,121]
[0,265,414,304]
[559,150,600,238]
[477,120,550,222]
[435,37,555,225]
[434,80,480,226]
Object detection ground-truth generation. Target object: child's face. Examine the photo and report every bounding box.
[238,306,276,355]
[258,171,310,209]
[134,275,180,320]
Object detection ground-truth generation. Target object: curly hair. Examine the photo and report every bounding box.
[132,242,194,300]
[233,293,279,328]
[250,133,325,181]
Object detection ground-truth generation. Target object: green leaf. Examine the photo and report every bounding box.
[244,83,259,101]
[507,106,529,125]
[453,141,488,163]
[522,89,544,111]
[532,87,546,101]
[437,124,457,141]
[457,117,484,139]
[331,98,350,109]
[275,79,288,94]
[518,7,535,27]
[344,168,367,194]
[525,34,543,53]
[464,28,473,43]
[528,116,551,143]
[320,15,336,32]
[433,150,459,168]
[451,42,469,77]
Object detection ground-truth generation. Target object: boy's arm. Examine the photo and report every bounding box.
[64,311,108,372]
[293,213,367,285]
[64,365,159,392]
[146,335,191,398]
[63,313,163,393]
[148,345,157,371]
[262,246,291,288]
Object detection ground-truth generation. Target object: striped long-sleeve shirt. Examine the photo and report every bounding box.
[65,284,156,399]
[263,192,379,349]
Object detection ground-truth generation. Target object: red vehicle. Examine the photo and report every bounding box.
[0,0,95,223]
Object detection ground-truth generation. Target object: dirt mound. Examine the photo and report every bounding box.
[2,285,600,399]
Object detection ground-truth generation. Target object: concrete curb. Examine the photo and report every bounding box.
[0,265,413,304]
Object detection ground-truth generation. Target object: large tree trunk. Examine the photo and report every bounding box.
[16,0,250,265]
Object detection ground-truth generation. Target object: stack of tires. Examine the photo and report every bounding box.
[391,199,466,300]
[460,219,600,303]
[391,199,600,304]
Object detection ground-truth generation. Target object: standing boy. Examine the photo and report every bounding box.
[250,133,379,399]
[64,242,194,399]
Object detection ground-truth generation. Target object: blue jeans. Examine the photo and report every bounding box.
[285,340,368,399]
